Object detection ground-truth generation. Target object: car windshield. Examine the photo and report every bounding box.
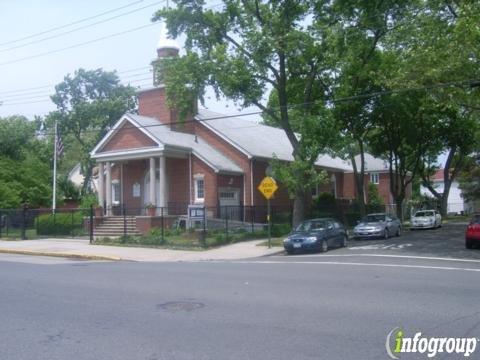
[362,214,386,223]
[295,220,326,232]
[415,211,434,217]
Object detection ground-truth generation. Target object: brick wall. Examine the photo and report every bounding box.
[100,123,157,152]
[342,173,356,199]
[194,122,252,204]
[138,88,173,124]
[166,157,190,206]
[137,87,195,133]
[120,160,147,210]
[191,155,217,208]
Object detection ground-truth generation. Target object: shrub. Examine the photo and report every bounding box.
[36,211,85,236]
[140,227,166,245]
[271,223,291,237]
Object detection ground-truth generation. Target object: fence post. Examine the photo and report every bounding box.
[123,205,127,237]
[161,207,164,244]
[267,200,271,248]
[71,209,74,238]
[251,206,255,234]
[53,210,56,237]
[225,207,229,243]
[89,205,94,244]
[21,205,27,240]
[202,206,207,247]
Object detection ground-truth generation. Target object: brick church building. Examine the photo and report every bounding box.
[89,24,401,230]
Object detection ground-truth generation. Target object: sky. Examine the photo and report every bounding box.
[0,0,446,166]
[0,0,261,120]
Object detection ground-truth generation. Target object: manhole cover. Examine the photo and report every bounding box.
[157,301,205,312]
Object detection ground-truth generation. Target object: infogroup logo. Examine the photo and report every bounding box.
[385,327,478,359]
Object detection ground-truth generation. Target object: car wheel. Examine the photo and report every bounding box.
[319,239,328,253]
[341,235,347,247]
[384,228,389,240]
[396,227,401,237]
[286,249,294,255]
[466,239,473,249]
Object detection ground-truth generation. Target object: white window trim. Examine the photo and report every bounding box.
[370,172,380,185]
[194,174,205,204]
[112,180,120,205]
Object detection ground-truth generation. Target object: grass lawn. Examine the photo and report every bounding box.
[93,230,271,250]
[0,229,38,240]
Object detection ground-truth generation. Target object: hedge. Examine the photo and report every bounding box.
[36,212,85,236]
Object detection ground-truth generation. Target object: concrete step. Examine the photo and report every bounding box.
[94,231,142,236]
[101,219,137,224]
[95,227,138,232]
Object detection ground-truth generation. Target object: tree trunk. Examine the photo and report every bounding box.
[82,160,93,194]
[292,190,306,228]
[349,142,366,216]
[395,195,404,221]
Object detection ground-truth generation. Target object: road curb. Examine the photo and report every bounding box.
[0,249,121,261]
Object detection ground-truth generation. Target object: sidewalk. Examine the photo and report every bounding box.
[0,238,283,262]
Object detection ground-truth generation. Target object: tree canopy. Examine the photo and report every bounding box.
[47,68,137,193]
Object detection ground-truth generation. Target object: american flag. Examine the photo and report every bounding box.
[56,130,64,158]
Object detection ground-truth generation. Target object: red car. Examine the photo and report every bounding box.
[465,214,480,249]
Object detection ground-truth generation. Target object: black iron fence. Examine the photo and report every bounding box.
[0,201,407,247]
[0,207,90,241]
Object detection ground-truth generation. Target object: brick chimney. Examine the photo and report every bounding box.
[137,22,196,134]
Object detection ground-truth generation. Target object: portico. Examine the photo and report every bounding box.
[95,153,169,216]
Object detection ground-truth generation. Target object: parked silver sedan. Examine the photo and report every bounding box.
[353,213,402,240]
[410,210,442,229]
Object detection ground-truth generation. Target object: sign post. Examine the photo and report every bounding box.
[257,176,278,248]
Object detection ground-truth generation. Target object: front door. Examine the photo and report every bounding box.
[218,188,241,220]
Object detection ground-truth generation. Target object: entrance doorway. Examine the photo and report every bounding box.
[218,188,241,220]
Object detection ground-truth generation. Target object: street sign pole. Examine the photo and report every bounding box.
[267,198,271,248]
[257,176,278,249]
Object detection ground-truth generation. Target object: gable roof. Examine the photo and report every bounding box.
[196,109,352,172]
[353,153,390,172]
[91,114,242,174]
[127,114,243,174]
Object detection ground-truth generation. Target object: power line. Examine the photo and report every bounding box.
[0,0,145,47]
[9,77,478,134]
[2,77,478,109]
[0,74,153,103]
[0,23,158,67]
[0,1,166,54]
[0,66,151,96]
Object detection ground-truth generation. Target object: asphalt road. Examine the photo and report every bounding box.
[1,246,479,360]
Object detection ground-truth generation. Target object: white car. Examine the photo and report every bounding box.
[410,210,442,229]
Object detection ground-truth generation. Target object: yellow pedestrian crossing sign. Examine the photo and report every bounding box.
[258,176,278,200]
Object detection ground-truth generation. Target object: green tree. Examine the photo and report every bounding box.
[377,0,480,216]
[0,116,52,208]
[458,155,480,203]
[368,88,443,219]
[154,0,346,226]
[48,68,137,193]
[329,0,417,217]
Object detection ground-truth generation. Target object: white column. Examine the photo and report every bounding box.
[106,162,112,216]
[159,155,167,208]
[149,157,156,206]
[98,162,104,208]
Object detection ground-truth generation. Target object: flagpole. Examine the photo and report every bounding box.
[52,120,57,213]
